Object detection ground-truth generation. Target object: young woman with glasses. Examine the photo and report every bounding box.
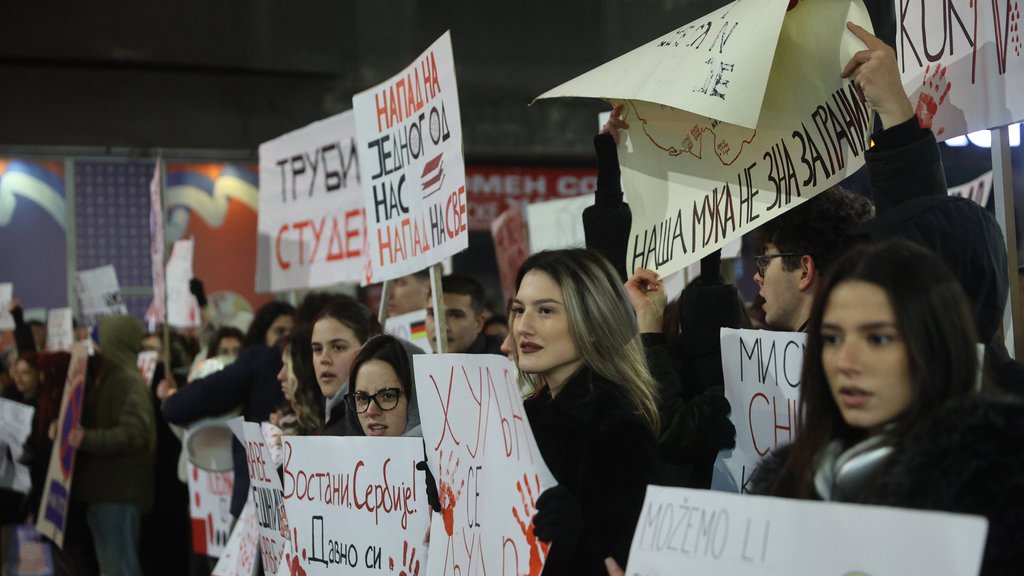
[343,334,422,437]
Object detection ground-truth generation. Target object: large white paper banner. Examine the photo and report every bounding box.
[166,239,202,328]
[713,328,805,494]
[187,464,234,558]
[949,170,994,207]
[241,421,287,575]
[384,308,433,353]
[627,486,987,576]
[279,436,430,575]
[257,110,367,292]
[0,398,34,494]
[0,283,13,331]
[36,342,89,548]
[45,308,73,352]
[538,1,873,277]
[415,354,556,576]
[76,265,128,327]
[147,160,166,329]
[897,1,1024,141]
[525,193,594,254]
[353,31,468,285]
[212,496,259,576]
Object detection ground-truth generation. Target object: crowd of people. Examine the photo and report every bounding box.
[1,20,1022,576]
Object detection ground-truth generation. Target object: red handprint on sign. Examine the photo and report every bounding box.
[914,64,951,136]
[388,540,421,576]
[285,552,307,576]
[438,450,465,537]
[511,473,549,576]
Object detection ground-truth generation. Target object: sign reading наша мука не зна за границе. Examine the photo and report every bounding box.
[353,32,469,286]
[536,0,874,278]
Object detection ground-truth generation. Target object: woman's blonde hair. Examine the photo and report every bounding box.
[512,249,660,434]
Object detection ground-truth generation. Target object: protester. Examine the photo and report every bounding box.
[425,274,503,354]
[343,334,422,437]
[205,326,244,360]
[273,325,324,436]
[510,249,661,573]
[386,271,431,317]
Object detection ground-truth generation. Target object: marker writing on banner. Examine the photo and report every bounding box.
[275,209,366,270]
[634,496,772,564]
[275,139,359,203]
[447,364,535,464]
[427,185,467,247]
[374,49,442,132]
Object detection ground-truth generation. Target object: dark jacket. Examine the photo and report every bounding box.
[524,367,659,574]
[74,315,157,512]
[463,332,504,355]
[162,344,283,516]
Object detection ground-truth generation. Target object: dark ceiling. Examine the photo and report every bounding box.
[0,0,894,161]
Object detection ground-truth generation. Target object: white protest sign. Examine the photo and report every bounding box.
[0,283,13,331]
[36,342,89,548]
[257,110,367,292]
[525,193,594,253]
[713,328,805,494]
[353,31,468,285]
[627,486,987,576]
[897,1,1024,140]
[384,308,433,353]
[166,239,202,328]
[279,436,430,575]
[537,1,873,277]
[45,308,74,352]
[949,170,994,207]
[137,351,159,386]
[240,421,286,575]
[212,496,259,576]
[187,464,234,558]
[490,203,530,303]
[147,160,166,330]
[76,264,128,327]
[415,354,556,576]
[0,398,34,494]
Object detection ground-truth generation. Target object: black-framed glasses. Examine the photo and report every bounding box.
[344,388,403,413]
[753,252,795,277]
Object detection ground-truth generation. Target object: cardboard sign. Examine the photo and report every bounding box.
[257,110,367,292]
[712,328,805,494]
[0,398,34,494]
[415,354,556,576]
[240,421,287,575]
[489,203,529,303]
[45,308,73,352]
[212,496,259,576]
[279,436,430,575]
[898,1,1024,140]
[187,464,234,557]
[627,486,987,576]
[537,1,873,276]
[353,31,468,285]
[36,342,89,549]
[384,308,433,354]
[0,283,13,331]
[166,239,202,328]
[525,193,594,254]
[76,265,128,327]
[949,170,994,207]
[147,160,166,330]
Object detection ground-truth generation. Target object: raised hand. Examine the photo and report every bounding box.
[840,22,915,130]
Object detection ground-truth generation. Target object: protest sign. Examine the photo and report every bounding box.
[525,193,594,254]
[0,283,13,331]
[627,485,987,575]
[537,1,873,276]
[45,308,73,352]
[0,398,34,494]
[137,351,159,386]
[166,239,202,328]
[490,203,529,303]
[384,308,433,353]
[949,170,994,207]
[212,497,259,576]
[257,110,366,292]
[36,342,88,548]
[712,328,805,494]
[353,31,468,285]
[147,160,166,331]
[241,421,286,574]
[279,436,430,575]
[415,354,556,576]
[75,264,128,327]
[898,1,1024,140]
[187,463,234,558]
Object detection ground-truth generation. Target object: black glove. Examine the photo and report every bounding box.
[533,485,581,550]
[416,461,441,514]
[594,133,621,193]
[698,388,737,452]
[189,278,208,308]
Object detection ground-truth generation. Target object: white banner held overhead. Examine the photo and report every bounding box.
[166,239,202,328]
[525,193,594,254]
[147,159,166,329]
[45,308,74,352]
[76,265,128,327]
[537,1,873,277]
[627,486,987,576]
[257,110,367,292]
[353,31,469,285]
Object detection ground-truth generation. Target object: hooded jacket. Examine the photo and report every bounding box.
[73,315,156,512]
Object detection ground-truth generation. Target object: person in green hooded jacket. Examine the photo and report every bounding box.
[69,315,156,576]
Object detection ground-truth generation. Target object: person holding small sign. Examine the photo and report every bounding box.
[343,334,422,437]
[509,248,661,574]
